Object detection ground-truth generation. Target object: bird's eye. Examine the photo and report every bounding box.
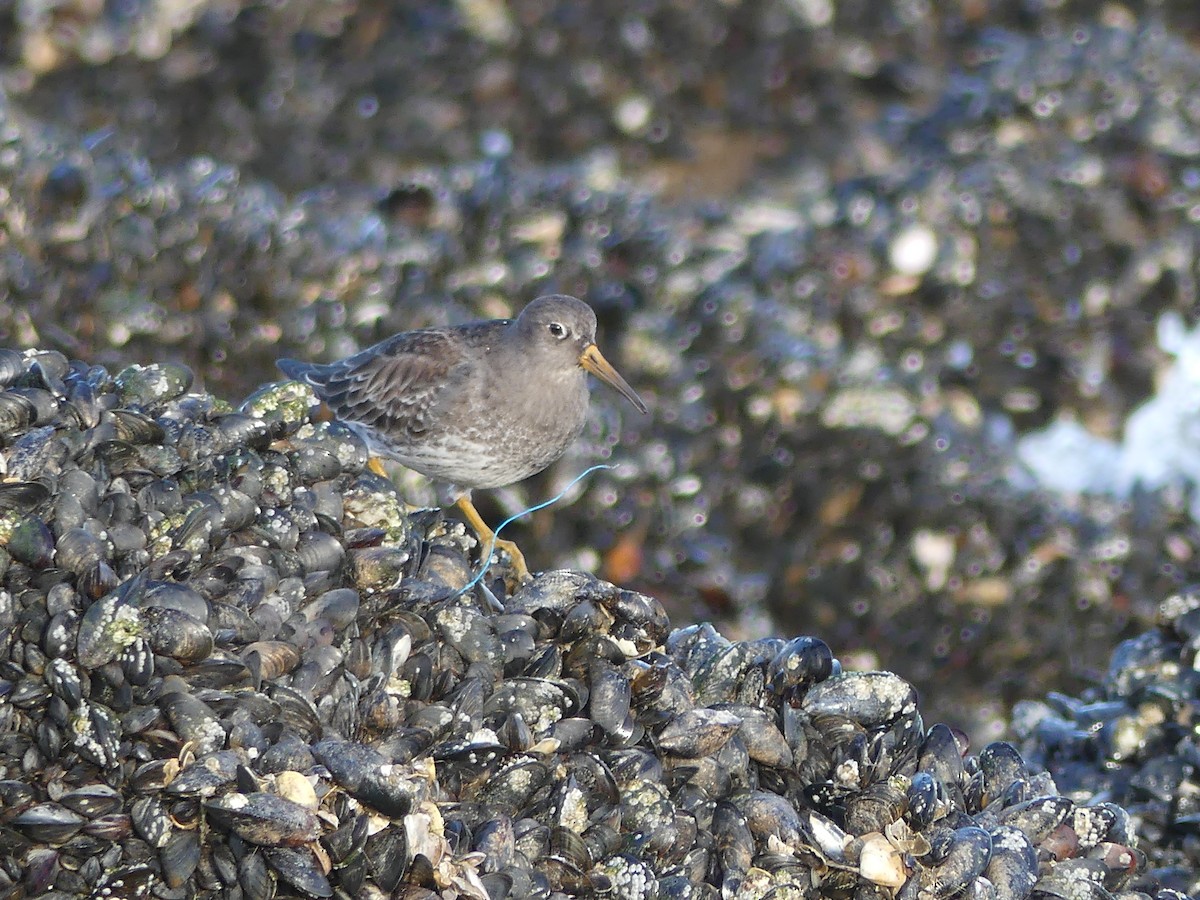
[547,322,568,339]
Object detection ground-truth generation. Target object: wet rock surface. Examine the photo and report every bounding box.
[2,1,1200,889]
[0,349,1193,897]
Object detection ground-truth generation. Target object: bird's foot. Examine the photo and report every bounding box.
[454,495,533,585]
[367,456,389,478]
[488,537,531,585]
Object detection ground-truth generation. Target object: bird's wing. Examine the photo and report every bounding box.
[315,330,471,437]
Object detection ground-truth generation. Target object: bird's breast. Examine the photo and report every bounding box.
[392,369,589,489]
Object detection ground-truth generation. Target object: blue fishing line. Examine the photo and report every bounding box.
[455,463,616,597]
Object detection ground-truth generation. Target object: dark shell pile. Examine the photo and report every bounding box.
[0,348,1192,899]
[1015,590,1200,899]
[11,3,1200,744]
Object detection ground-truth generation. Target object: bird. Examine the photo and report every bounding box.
[277,294,647,582]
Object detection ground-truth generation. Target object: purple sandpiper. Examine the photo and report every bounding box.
[278,295,647,581]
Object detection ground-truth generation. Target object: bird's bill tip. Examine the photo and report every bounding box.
[579,344,648,414]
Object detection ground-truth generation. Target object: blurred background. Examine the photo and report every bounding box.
[3,0,1200,743]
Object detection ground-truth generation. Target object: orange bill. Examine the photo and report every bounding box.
[579,344,648,414]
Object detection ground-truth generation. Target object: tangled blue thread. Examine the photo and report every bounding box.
[456,463,616,597]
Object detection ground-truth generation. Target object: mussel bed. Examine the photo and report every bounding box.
[0,348,1194,900]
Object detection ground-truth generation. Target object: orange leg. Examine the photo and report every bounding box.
[454,495,531,582]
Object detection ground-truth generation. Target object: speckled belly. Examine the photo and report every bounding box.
[349,417,584,489]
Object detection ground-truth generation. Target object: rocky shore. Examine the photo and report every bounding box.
[3,0,1200,895]
[0,350,1193,898]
